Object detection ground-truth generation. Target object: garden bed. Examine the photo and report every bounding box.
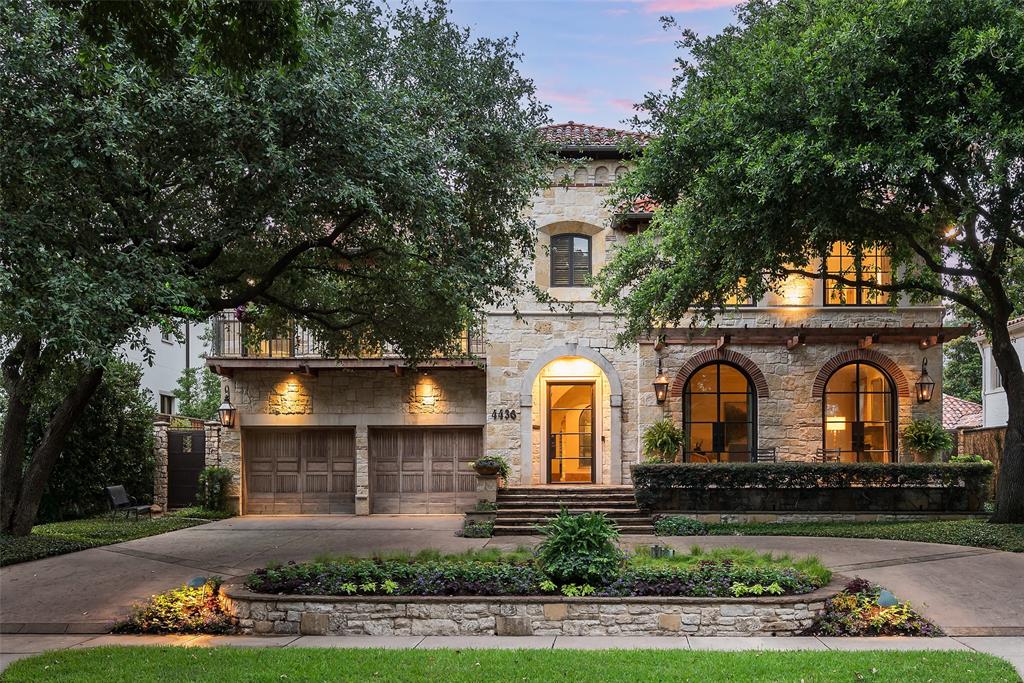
[232,546,838,637]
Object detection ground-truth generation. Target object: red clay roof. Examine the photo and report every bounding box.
[539,122,645,147]
[942,393,983,430]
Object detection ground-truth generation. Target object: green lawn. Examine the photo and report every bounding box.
[0,516,211,566]
[4,647,1018,682]
[703,519,1024,552]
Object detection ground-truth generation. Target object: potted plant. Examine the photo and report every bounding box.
[472,454,510,480]
[901,418,954,463]
[642,419,685,463]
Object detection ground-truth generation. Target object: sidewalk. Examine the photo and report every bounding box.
[2,634,1022,677]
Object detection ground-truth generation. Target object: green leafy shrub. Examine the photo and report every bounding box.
[197,467,234,511]
[474,500,497,512]
[31,360,155,523]
[811,578,941,637]
[654,516,709,536]
[473,455,511,481]
[535,508,624,585]
[166,506,234,520]
[461,520,494,538]
[642,419,685,463]
[949,454,988,464]
[902,419,954,461]
[114,578,235,634]
[172,367,222,420]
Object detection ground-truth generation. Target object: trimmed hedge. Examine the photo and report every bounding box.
[632,462,993,514]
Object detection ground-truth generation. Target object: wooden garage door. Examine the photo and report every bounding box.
[244,429,356,514]
[370,428,481,514]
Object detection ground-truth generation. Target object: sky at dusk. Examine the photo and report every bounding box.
[447,0,741,129]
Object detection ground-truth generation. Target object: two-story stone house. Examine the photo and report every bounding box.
[208,122,957,516]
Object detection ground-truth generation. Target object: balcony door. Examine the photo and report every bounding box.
[823,362,895,462]
[547,382,595,483]
[684,362,756,462]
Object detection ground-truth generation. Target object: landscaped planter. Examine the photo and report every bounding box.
[222,577,844,637]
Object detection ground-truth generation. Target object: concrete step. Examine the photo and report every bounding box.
[495,508,650,517]
[497,500,638,509]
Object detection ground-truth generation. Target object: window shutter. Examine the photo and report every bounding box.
[551,236,571,286]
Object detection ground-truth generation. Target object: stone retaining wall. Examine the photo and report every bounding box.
[223,579,843,638]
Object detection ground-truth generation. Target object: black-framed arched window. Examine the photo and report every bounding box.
[684,362,756,462]
[550,234,591,287]
[822,361,896,462]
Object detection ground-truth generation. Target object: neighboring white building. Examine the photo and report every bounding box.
[977,316,1024,428]
[122,321,208,414]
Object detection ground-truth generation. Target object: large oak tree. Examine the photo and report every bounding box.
[0,0,551,534]
[596,0,1024,521]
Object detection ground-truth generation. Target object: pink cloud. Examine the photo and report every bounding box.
[609,98,637,112]
[641,0,739,12]
[538,89,596,113]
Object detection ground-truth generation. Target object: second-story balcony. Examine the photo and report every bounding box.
[207,315,485,373]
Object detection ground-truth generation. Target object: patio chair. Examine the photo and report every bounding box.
[814,448,841,463]
[752,448,777,463]
[105,485,152,520]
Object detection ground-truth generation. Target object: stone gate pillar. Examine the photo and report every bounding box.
[153,420,169,512]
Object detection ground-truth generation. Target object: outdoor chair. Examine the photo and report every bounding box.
[105,485,152,520]
[752,448,777,463]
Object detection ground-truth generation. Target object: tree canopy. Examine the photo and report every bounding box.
[596,0,1024,521]
[0,0,551,533]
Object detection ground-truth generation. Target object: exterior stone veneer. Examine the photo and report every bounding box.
[223,579,843,637]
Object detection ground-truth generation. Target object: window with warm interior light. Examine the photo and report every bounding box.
[684,362,756,463]
[550,234,592,287]
[824,242,891,305]
[823,361,895,463]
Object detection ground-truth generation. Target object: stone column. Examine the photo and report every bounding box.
[354,425,370,515]
[153,420,169,512]
[475,473,498,505]
[204,421,221,467]
[220,426,242,515]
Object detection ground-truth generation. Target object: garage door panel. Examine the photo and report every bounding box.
[244,429,355,514]
[371,428,482,514]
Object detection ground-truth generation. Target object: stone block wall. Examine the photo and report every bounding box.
[223,585,840,637]
[152,420,169,511]
[219,368,486,514]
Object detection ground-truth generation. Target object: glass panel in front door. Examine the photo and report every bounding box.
[548,383,594,483]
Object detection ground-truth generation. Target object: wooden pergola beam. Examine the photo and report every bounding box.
[643,325,970,347]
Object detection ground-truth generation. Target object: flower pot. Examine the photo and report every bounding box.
[474,464,500,476]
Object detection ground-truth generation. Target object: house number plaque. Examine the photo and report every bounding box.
[491,408,517,421]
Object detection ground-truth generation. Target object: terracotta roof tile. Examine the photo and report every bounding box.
[539,121,646,147]
[942,393,983,430]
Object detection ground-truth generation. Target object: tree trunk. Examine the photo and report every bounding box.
[989,324,1024,524]
[0,338,43,532]
[1,366,105,536]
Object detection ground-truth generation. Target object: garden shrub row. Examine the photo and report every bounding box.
[632,462,993,513]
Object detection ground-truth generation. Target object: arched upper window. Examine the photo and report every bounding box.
[550,234,591,287]
[823,361,896,462]
[684,362,756,462]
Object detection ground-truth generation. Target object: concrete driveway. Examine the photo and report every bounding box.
[1,516,1022,637]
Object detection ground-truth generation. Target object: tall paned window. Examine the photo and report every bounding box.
[550,234,592,287]
[823,362,896,462]
[824,242,891,305]
[684,362,756,463]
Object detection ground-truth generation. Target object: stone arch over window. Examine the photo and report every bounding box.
[594,166,609,184]
[615,165,629,179]
[669,348,770,399]
[812,349,910,399]
[573,168,589,184]
[536,221,606,291]
[552,166,567,183]
[518,343,623,485]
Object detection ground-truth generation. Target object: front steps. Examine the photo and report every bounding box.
[493,486,654,535]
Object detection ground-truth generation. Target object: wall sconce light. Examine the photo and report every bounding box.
[218,388,237,428]
[653,358,670,405]
[916,358,935,403]
[419,381,436,406]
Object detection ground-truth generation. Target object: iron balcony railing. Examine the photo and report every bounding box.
[210,314,486,360]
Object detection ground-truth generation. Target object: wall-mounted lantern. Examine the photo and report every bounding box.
[218,388,238,428]
[916,358,935,403]
[653,358,670,405]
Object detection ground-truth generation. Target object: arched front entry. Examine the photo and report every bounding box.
[519,344,623,485]
[683,361,757,462]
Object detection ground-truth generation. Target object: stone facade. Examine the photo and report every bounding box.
[211,151,950,512]
[223,581,840,637]
[152,420,169,512]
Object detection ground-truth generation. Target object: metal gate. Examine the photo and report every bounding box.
[167,429,206,508]
[243,429,356,514]
[369,428,481,514]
